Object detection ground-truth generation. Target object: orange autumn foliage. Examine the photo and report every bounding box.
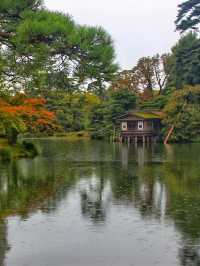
[23,98,46,106]
[0,95,58,134]
[140,89,153,101]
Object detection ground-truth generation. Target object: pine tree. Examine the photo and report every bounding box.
[176,0,200,32]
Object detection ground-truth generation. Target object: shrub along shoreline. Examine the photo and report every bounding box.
[0,138,38,161]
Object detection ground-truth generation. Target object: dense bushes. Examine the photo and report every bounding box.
[140,94,169,110]
[46,91,101,132]
[89,88,138,139]
[44,89,138,140]
[21,141,39,157]
[162,86,200,142]
[0,139,38,161]
[0,147,12,161]
[1,86,200,144]
[0,94,58,143]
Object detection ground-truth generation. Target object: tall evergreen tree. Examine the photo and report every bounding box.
[167,32,200,89]
[176,0,200,32]
[0,0,118,95]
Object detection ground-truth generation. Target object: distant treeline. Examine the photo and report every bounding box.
[1,0,200,143]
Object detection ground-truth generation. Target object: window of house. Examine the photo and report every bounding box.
[128,122,136,130]
[122,122,127,131]
[138,121,144,130]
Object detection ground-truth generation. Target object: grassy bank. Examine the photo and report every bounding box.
[53,131,91,141]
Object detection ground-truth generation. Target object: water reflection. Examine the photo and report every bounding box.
[0,140,200,265]
[80,176,110,224]
[0,220,8,266]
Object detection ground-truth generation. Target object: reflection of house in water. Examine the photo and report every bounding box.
[119,110,164,143]
[121,143,153,167]
[120,143,168,219]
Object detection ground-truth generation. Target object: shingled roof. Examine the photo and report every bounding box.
[119,110,165,120]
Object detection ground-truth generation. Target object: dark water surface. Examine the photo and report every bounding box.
[1,139,200,266]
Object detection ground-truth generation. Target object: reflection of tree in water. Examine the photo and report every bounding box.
[0,159,90,219]
[179,241,200,266]
[110,162,166,221]
[79,143,200,265]
[80,165,112,224]
[0,220,9,266]
[164,162,200,266]
[118,143,200,266]
[1,140,200,266]
[80,177,106,223]
[0,149,96,265]
[119,143,167,219]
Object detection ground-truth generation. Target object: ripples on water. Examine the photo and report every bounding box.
[0,140,200,266]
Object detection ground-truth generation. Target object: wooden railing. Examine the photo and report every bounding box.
[122,129,160,135]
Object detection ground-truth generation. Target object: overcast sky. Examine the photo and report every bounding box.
[45,0,183,69]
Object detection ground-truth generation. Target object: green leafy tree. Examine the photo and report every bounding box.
[90,88,138,139]
[133,57,155,94]
[107,88,138,123]
[176,0,200,32]
[46,91,101,132]
[167,32,200,89]
[111,69,140,92]
[112,54,170,97]
[0,0,118,95]
[151,54,170,94]
[163,85,200,142]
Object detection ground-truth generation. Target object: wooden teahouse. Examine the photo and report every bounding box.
[119,110,164,143]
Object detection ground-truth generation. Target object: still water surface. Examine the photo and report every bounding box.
[1,140,200,266]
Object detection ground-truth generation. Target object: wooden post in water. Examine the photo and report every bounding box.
[164,125,174,145]
[112,127,116,142]
[135,136,138,144]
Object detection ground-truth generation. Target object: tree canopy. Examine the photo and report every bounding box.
[1,0,200,143]
[176,0,200,32]
[0,0,118,95]
[0,93,58,143]
[163,85,200,142]
[167,32,200,89]
[111,54,169,96]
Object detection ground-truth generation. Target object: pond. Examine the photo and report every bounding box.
[1,139,200,266]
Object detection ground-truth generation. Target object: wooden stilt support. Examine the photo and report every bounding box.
[164,125,174,145]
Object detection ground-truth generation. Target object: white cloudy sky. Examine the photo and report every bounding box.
[45,0,183,69]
